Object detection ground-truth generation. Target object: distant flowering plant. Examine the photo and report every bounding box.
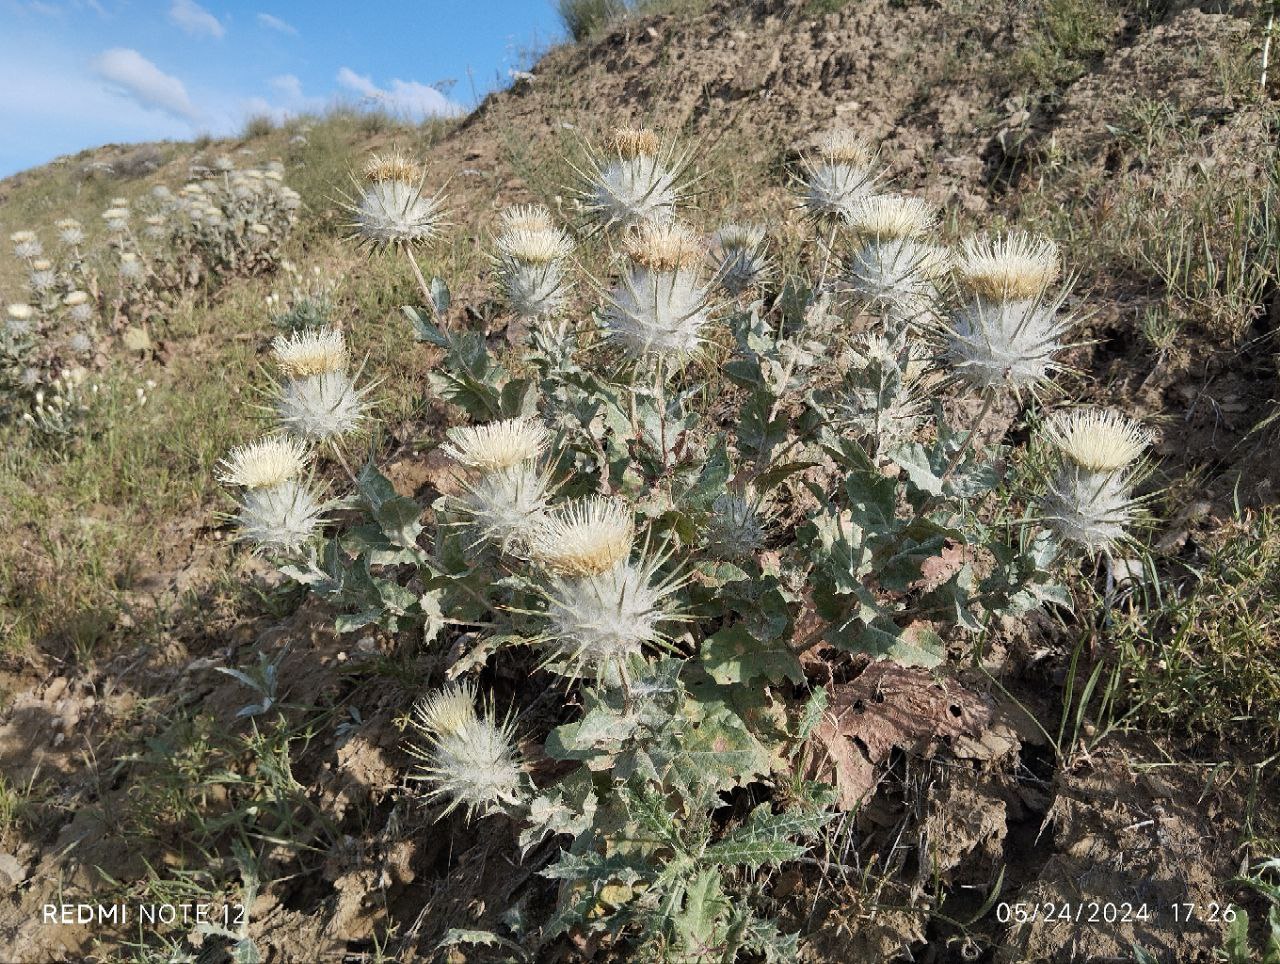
[218,127,1157,961]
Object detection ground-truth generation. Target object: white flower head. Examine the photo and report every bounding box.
[801,130,878,220]
[539,552,680,683]
[447,464,554,554]
[955,232,1060,302]
[944,290,1073,394]
[1044,409,1151,473]
[218,435,310,489]
[102,208,130,233]
[233,479,327,551]
[27,263,56,294]
[498,203,555,233]
[842,194,936,240]
[1041,465,1140,554]
[10,231,43,259]
[582,126,686,231]
[7,303,34,322]
[407,681,524,820]
[604,221,714,358]
[272,327,348,378]
[275,370,370,440]
[530,496,635,577]
[347,154,446,249]
[493,221,574,319]
[711,223,770,295]
[847,239,949,324]
[441,416,551,472]
[118,252,145,284]
[56,219,84,246]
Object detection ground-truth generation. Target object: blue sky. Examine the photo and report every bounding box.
[0,0,566,177]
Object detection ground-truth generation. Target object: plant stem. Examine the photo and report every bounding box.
[404,246,442,325]
[328,439,361,489]
[939,387,998,485]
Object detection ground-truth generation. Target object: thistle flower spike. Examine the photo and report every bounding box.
[272,327,348,378]
[407,681,524,820]
[345,150,447,249]
[801,129,878,220]
[529,496,635,577]
[955,231,1060,302]
[440,416,551,473]
[842,194,937,240]
[581,126,687,230]
[218,435,310,489]
[1044,409,1152,474]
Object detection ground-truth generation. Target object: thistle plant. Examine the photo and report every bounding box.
[271,327,371,442]
[944,231,1073,395]
[440,415,555,554]
[800,128,878,221]
[492,204,575,321]
[843,193,949,325]
[581,125,687,231]
[603,220,715,359]
[710,222,771,295]
[407,681,526,820]
[218,435,327,552]
[1040,409,1152,554]
[216,126,1163,962]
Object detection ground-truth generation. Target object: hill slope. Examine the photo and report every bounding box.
[1,1,1277,961]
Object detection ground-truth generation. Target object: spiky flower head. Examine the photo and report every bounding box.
[802,130,877,220]
[711,223,770,295]
[7,303,34,322]
[706,490,768,560]
[440,416,551,473]
[363,148,422,184]
[1043,409,1151,474]
[842,194,936,240]
[447,464,554,554]
[540,552,679,683]
[218,434,310,489]
[955,232,1060,302]
[272,327,348,378]
[55,219,84,246]
[530,496,634,577]
[847,239,949,324]
[584,129,684,230]
[102,208,130,233]
[275,369,370,440]
[944,288,1072,394]
[494,224,574,318]
[498,203,555,233]
[815,129,876,167]
[349,176,446,248]
[232,478,327,551]
[10,231,42,259]
[604,221,714,357]
[118,252,145,284]
[28,261,56,293]
[408,681,524,820]
[1040,465,1140,554]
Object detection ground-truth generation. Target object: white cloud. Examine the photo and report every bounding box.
[24,2,64,17]
[336,67,463,119]
[91,48,199,122]
[256,12,296,35]
[168,0,224,39]
[269,73,302,100]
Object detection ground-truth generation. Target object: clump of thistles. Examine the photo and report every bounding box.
[271,327,370,439]
[529,497,678,682]
[801,129,878,220]
[843,194,949,324]
[582,126,686,231]
[441,415,553,553]
[218,435,326,551]
[11,231,43,260]
[492,204,575,319]
[407,681,524,820]
[710,223,770,295]
[347,148,446,248]
[1040,409,1151,553]
[944,231,1073,394]
[604,220,714,358]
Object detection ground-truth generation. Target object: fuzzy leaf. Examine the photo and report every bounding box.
[356,462,423,550]
[703,836,806,870]
[701,625,804,685]
[830,620,945,668]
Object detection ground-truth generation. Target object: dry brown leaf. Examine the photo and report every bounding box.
[806,663,1021,810]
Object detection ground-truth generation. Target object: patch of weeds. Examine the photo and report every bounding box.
[1118,507,1280,747]
[1006,0,1121,92]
